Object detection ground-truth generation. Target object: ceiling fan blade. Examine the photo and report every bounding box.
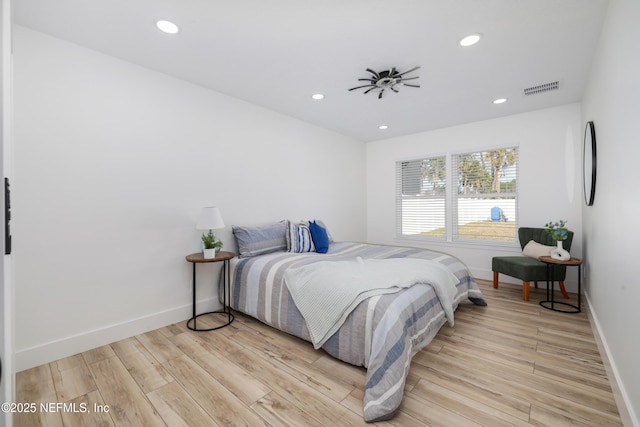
[396,66,421,77]
[402,83,420,88]
[364,87,378,94]
[400,76,419,81]
[357,78,377,82]
[390,86,399,93]
[378,89,385,99]
[349,84,376,91]
[365,68,380,79]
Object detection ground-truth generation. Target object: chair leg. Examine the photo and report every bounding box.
[559,281,569,299]
[493,271,499,288]
[522,281,530,301]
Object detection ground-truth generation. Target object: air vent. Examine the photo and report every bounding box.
[523,81,559,96]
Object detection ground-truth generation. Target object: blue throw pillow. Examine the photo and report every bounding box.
[309,220,329,253]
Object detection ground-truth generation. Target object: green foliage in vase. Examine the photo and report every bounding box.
[544,220,568,241]
[201,231,223,249]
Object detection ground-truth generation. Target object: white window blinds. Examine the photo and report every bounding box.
[396,156,446,238]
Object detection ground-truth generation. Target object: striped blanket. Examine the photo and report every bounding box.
[284,257,460,349]
[229,242,486,422]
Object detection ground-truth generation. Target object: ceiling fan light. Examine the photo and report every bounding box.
[156,20,180,34]
[459,34,481,47]
[349,66,420,98]
[378,125,389,130]
[493,98,508,104]
[311,93,324,100]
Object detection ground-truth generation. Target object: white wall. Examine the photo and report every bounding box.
[581,0,640,424]
[13,26,366,371]
[366,104,584,288]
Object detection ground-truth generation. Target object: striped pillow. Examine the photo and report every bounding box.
[232,221,287,258]
[301,219,334,243]
[287,221,315,253]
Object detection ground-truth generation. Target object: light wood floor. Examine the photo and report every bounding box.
[15,280,624,426]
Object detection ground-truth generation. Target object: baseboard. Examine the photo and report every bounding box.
[585,290,639,427]
[15,297,219,372]
[471,266,580,293]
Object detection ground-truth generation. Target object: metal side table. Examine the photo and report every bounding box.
[185,251,235,331]
[539,256,582,313]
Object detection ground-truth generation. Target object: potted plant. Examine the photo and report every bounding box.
[544,220,570,260]
[201,231,223,259]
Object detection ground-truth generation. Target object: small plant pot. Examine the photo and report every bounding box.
[203,248,217,259]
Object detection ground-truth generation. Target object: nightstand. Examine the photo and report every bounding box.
[185,251,235,331]
[539,256,582,313]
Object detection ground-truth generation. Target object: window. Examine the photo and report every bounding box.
[396,147,518,243]
[396,156,446,238]
[452,147,518,241]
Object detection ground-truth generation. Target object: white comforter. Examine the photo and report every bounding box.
[284,257,460,349]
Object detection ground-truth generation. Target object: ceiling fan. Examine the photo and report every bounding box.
[348,66,420,99]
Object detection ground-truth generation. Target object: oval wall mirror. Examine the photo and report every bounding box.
[583,121,597,206]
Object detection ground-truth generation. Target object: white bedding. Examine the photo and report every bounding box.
[284,256,460,349]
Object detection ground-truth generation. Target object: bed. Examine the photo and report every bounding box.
[228,221,486,422]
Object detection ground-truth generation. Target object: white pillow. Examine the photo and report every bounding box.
[522,240,555,259]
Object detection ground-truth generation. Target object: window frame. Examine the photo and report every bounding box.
[396,145,519,245]
[395,154,448,241]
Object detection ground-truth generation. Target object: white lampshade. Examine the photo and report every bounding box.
[196,207,225,230]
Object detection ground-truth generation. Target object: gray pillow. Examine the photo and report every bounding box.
[232,221,288,258]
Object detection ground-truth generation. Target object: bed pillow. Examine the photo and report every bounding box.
[302,219,334,243]
[522,240,555,259]
[287,221,316,253]
[232,221,287,258]
[309,220,330,253]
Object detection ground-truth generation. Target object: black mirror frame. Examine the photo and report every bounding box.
[583,121,597,206]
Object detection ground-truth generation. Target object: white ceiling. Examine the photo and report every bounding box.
[14,0,609,142]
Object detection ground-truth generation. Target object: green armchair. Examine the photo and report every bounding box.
[492,227,574,301]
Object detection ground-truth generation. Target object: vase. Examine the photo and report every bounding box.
[550,240,570,261]
[203,248,217,259]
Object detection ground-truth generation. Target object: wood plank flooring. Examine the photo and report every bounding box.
[15,280,624,426]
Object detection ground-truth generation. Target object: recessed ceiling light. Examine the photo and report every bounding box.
[311,94,324,100]
[378,125,389,130]
[156,20,180,34]
[493,98,508,104]
[459,34,481,47]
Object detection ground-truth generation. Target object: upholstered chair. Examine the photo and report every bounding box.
[492,227,574,301]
